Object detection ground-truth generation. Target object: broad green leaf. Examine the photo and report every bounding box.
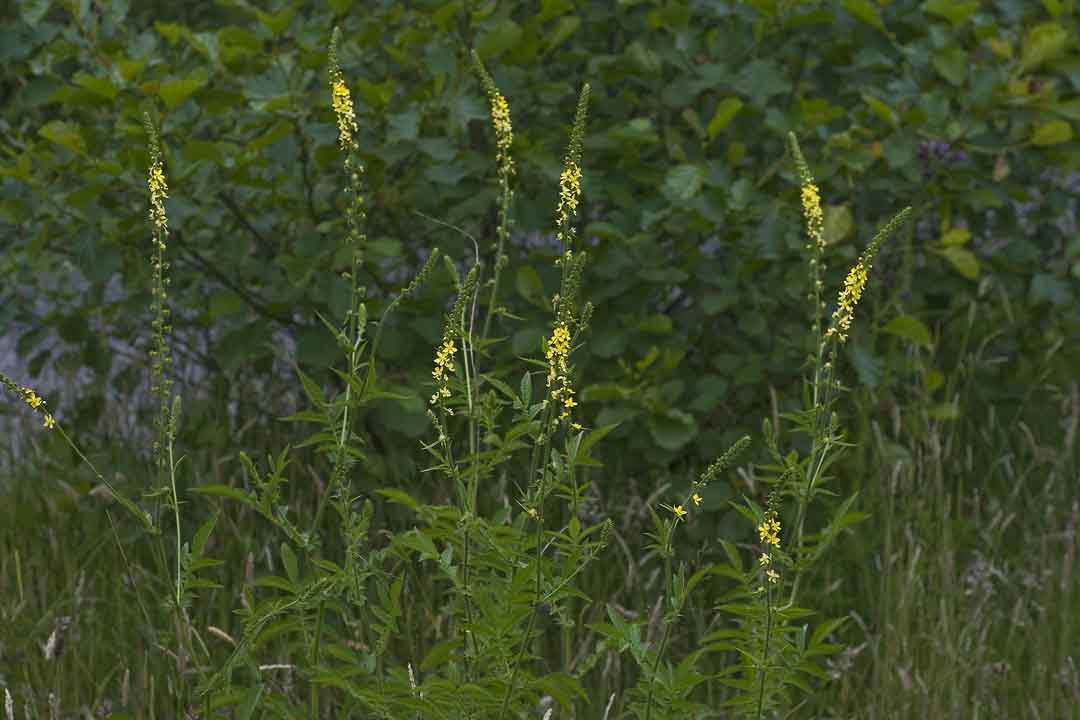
[515,265,546,308]
[861,93,898,128]
[159,69,208,109]
[841,0,885,32]
[38,121,86,155]
[707,97,743,140]
[937,246,979,280]
[648,408,698,451]
[823,204,854,245]
[881,315,932,347]
[1043,0,1065,17]
[546,16,580,51]
[256,5,297,36]
[664,163,705,201]
[1031,120,1073,146]
[932,48,967,86]
[73,72,119,100]
[922,0,978,25]
[940,227,970,246]
[638,314,673,334]
[476,18,523,58]
[1020,22,1068,73]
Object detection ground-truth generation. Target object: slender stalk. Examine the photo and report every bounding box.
[311,598,326,718]
[755,584,775,720]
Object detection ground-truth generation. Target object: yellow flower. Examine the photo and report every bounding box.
[825,260,870,343]
[545,323,577,422]
[21,388,44,410]
[42,413,55,430]
[527,507,539,519]
[488,92,514,177]
[758,511,781,548]
[148,161,169,234]
[759,552,771,567]
[766,568,780,584]
[691,493,703,507]
[672,504,687,519]
[800,182,824,252]
[429,336,457,405]
[555,162,583,242]
[331,77,358,150]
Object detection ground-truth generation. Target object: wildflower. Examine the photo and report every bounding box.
[800,182,824,252]
[545,323,577,422]
[758,511,781,548]
[147,157,168,234]
[22,388,44,409]
[825,259,870,343]
[555,162,583,239]
[328,28,358,151]
[488,91,514,177]
[766,568,780,584]
[553,84,590,245]
[824,207,912,343]
[429,335,457,405]
[759,552,771,567]
[691,493,703,507]
[672,505,687,519]
[331,78,358,150]
[1,374,54,430]
[527,507,539,519]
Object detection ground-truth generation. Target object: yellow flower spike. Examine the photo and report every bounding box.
[331,78,358,150]
[758,511,782,548]
[147,160,169,234]
[544,323,578,422]
[488,92,514,177]
[429,336,457,406]
[672,505,687,519]
[800,183,824,252]
[555,162,583,242]
[691,493,703,507]
[825,260,870,344]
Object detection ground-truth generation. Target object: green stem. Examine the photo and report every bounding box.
[311,598,326,718]
[755,584,775,720]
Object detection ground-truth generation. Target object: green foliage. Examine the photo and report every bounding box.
[0,2,1078,719]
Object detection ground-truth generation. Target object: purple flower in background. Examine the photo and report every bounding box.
[918,139,967,177]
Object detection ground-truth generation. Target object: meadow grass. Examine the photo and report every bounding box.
[2,29,1074,720]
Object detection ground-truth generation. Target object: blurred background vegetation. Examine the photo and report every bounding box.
[1,0,1078,717]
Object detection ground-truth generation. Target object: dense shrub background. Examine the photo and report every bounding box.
[2,0,1078,483]
[1,0,1079,715]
